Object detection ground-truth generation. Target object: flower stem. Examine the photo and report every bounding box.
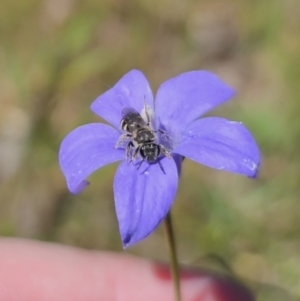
[164,211,181,301]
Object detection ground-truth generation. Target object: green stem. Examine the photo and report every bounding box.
[164,211,181,301]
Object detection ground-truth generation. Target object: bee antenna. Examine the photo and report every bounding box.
[137,159,145,170]
[158,160,166,174]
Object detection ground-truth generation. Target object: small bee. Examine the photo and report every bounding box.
[116,106,170,170]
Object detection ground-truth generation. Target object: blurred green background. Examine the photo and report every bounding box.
[0,0,300,300]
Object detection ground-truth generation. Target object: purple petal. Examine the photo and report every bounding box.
[113,158,178,248]
[172,153,183,176]
[59,123,124,194]
[91,70,154,129]
[173,117,260,177]
[155,71,235,136]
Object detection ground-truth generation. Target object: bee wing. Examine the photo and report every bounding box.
[121,107,148,129]
[121,107,140,118]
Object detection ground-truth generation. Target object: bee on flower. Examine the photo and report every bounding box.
[59,70,260,248]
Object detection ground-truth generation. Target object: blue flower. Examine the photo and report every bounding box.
[59,70,260,248]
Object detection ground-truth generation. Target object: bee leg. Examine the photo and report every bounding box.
[160,145,171,158]
[157,160,166,174]
[137,158,145,170]
[143,97,150,126]
[156,129,171,142]
[132,146,140,161]
[115,133,132,149]
[143,96,155,127]
[125,141,134,163]
[157,129,166,135]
